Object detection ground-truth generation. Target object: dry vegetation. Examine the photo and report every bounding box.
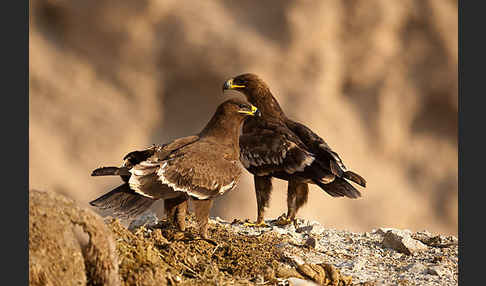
[107,219,353,285]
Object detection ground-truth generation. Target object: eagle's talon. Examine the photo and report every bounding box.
[275,217,292,226]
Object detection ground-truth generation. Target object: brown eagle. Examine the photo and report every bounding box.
[89,99,260,238]
[223,73,366,226]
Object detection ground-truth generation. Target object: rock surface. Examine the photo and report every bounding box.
[381,229,428,255]
[223,217,458,286]
[29,190,120,286]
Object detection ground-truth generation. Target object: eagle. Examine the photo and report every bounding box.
[222,73,366,226]
[89,98,260,239]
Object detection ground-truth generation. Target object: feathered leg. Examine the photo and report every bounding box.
[164,196,188,231]
[276,179,308,225]
[255,175,273,225]
[175,199,188,231]
[288,180,309,221]
[244,175,272,227]
[191,198,214,239]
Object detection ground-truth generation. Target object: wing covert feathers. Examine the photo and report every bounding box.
[126,140,241,200]
[153,145,241,199]
[239,127,315,176]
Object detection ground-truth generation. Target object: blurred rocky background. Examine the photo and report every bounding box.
[29,0,457,235]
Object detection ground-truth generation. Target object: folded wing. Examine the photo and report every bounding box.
[128,140,241,200]
[239,125,316,177]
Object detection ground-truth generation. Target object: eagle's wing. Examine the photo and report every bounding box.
[128,140,241,200]
[91,135,200,183]
[286,120,366,187]
[239,123,316,177]
[123,135,200,167]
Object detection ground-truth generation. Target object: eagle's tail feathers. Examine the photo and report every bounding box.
[313,178,362,199]
[89,184,155,219]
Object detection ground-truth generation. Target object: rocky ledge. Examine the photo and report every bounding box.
[29,191,458,286]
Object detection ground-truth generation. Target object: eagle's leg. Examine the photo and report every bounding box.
[277,179,309,226]
[245,175,272,227]
[291,181,309,220]
[175,199,188,231]
[191,198,214,239]
[164,196,188,229]
[164,196,188,240]
[164,198,177,224]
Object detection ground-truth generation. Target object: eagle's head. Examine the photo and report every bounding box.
[223,73,284,119]
[223,73,271,100]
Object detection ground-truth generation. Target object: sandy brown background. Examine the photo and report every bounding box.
[29,0,457,235]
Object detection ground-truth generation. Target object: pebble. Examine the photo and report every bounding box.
[382,229,428,255]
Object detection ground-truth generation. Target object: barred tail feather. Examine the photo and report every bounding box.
[314,178,362,199]
[89,184,156,219]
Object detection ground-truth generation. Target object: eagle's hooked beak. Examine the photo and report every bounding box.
[238,104,261,117]
[223,78,245,92]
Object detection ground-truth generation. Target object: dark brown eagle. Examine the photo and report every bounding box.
[222,73,366,226]
[89,98,260,238]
